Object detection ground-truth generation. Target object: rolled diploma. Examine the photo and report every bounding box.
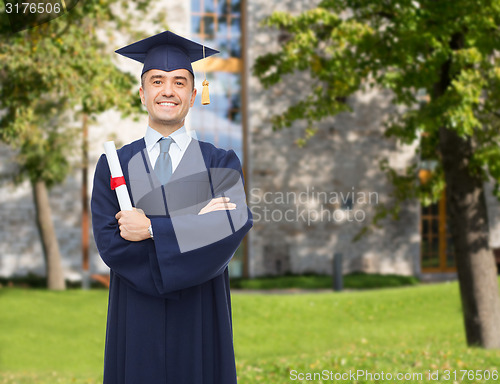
[103,141,133,211]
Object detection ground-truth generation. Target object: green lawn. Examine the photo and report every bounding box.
[1,281,500,383]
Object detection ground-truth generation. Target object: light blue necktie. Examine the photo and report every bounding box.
[154,137,174,185]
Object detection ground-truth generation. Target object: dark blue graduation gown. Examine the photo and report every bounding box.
[91,137,252,384]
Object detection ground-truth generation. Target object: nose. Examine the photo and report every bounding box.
[161,80,175,98]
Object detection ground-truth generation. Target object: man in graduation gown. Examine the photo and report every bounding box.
[91,31,253,384]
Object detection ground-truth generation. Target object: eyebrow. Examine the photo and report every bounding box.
[148,74,188,82]
[173,76,188,82]
[149,74,166,81]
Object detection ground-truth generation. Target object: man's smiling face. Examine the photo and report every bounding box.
[139,68,197,132]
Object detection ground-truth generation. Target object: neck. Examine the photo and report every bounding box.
[149,120,184,137]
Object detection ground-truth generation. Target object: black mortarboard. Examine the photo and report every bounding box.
[115,30,219,78]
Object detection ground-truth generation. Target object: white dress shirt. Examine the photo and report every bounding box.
[144,125,192,173]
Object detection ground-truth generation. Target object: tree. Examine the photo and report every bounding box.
[0,1,165,289]
[254,0,500,348]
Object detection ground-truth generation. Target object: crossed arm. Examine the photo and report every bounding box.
[115,196,236,242]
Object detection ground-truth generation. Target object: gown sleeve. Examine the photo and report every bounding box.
[91,154,182,299]
[91,149,252,298]
[150,149,253,293]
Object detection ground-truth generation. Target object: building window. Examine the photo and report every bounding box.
[419,128,456,273]
[189,0,243,160]
[420,190,456,272]
[190,0,245,277]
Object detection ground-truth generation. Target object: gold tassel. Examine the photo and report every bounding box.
[202,79,210,105]
[201,44,210,105]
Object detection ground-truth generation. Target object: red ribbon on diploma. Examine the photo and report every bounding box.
[110,176,126,191]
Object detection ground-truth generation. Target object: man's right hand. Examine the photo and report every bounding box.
[198,197,236,215]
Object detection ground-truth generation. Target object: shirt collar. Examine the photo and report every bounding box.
[144,125,191,152]
[169,125,191,151]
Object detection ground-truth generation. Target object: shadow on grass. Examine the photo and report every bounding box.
[1,272,419,291]
[230,272,419,290]
[0,273,108,290]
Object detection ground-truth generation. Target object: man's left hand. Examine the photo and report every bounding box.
[115,208,151,242]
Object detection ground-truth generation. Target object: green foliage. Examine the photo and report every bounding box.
[0,1,166,186]
[1,281,500,383]
[254,0,500,231]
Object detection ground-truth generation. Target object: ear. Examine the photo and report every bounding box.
[190,88,197,107]
[139,87,146,105]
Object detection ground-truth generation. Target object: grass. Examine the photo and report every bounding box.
[1,280,500,383]
[0,289,107,383]
[230,272,419,290]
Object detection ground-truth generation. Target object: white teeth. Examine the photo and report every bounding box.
[159,102,176,106]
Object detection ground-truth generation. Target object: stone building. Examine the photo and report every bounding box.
[1,0,499,282]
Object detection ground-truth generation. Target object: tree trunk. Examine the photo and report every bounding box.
[32,179,66,290]
[433,32,500,349]
[81,113,90,289]
[433,33,500,348]
[438,127,500,348]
